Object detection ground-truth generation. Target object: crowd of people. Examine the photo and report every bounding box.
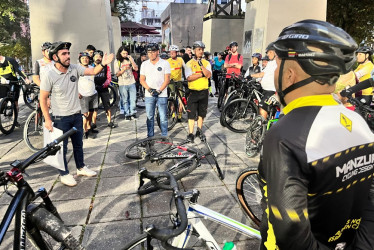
[0,18,373,249]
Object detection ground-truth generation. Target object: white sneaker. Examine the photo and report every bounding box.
[77,166,97,177]
[60,174,77,187]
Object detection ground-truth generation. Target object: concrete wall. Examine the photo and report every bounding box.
[29,0,121,69]
[243,0,327,60]
[161,3,207,48]
[203,18,244,54]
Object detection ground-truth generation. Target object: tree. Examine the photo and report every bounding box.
[327,0,374,45]
[113,0,140,21]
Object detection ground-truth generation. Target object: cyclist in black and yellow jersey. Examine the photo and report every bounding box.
[167,45,186,121]
[184,41,212,142]
[259,20,374,249]
[354,46,374,105]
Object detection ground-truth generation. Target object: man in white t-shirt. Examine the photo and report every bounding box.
[251,42,278,119]
[139,43,171,137]
[77,52,99,139]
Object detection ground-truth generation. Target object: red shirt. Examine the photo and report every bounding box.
[225,54,243,78]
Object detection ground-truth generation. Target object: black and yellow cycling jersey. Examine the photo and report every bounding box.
[259,94,374,249]
[0,57,26,82]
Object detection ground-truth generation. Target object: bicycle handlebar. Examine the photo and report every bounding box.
[347,96,374,113]
[138,169,189,249]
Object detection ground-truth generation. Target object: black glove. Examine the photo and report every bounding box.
[340,88,353,97]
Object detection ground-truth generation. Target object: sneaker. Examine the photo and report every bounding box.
[91,123,97,129]
[125,116,132,121]
[187,133,195,143]
[60,174,77,187]
[108,122,116,128]
[214,92,219,97]
[196,128,206,142]
[131,114,137,120]
[77,166,97,177]
[84,131,89,139]
[209,92,214,97]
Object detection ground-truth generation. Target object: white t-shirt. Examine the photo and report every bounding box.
[260,59,277,91]
[140,58,171,97]
[78,66,96,96]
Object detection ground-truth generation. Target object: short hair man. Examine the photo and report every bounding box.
[139,43,171,137]
[250,42,277,119]
[259,20,374,249]
[184,41,212,142]
[40,41,114,187]
[86,44,96,65]
[33,42,53,86]
[183,46,192,63]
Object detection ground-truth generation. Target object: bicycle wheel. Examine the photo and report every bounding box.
[28,206,83,249]
[0,97,17,135]
[23,85,36,110]
[217,81,226,109]
[24,110,44,152]
[236,168,262,227]
[245,116,266,158]
[222,99,258,133]
[156,98,177,131]
[108,85,117,107]
[125,136,173,159]
[136,87,146,109]
[138,159,198,195]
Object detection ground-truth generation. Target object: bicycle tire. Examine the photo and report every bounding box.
[236,168,262,227]
[125,136,173,159]
[24,110,44,152]
[138,159,198,195]
[245,116,266,158]
[219,92,242,127]
[0,97,17,135]
[156,98,177,131]
[217,81,226,109]
[23,86,36,110]
[136,87,146,109]
[222,99,258,133]
[108,85,117,107]
[28,206,83,249]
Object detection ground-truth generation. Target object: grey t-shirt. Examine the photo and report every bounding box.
[40,64,86,116]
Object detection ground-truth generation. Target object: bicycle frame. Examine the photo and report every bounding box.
[172,202,261,249]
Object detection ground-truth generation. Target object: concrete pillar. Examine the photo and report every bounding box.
[202,18,244,55]
[29,0,121,69]
[242,0,327,68]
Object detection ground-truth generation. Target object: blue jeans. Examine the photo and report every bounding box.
[119,84,136,116]
[145,96,168,137]
[52,113,85,175]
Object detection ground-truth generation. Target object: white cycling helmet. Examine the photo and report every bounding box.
[169,45,179,51]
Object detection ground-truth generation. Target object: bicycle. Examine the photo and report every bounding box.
[236,168,262,227]
[23,84,44,152]
[0,80,19,134]
[123,169,261,249]
[156,80,188,131]
[21,74,37,110]
[245,95,280,157]
[124,136,224,195]
[0,127,84,249]
[346,95,374,131]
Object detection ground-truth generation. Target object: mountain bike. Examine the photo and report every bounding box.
[123,169,261,249]
[0,127,83,249]
[245,95,280,157]
[236,168,262,227]
[124,136,224,195]
[346,95,374,132]
[23,84,44,152]
[0,80,19,135]
[217,73,242,110]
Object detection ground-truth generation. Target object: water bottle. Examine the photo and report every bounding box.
[223,241,237,250]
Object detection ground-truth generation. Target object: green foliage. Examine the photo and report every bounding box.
[0,38,32,71]
[114,0,140,21]
[327,0,374,45]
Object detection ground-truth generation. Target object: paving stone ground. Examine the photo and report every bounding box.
[0,91,261,249]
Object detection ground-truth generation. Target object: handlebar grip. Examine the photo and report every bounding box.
[51,127,77,146]
[139,169,178,190]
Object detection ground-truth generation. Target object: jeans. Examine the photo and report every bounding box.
[52,113,85,175]
[119,84,137,116]
[145,96,168,137]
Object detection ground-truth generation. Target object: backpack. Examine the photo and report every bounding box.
[228,53,241,62]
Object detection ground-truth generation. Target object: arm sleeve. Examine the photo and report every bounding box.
[9,58,27,78]
[33,61,40,75]
[348,78,374,93]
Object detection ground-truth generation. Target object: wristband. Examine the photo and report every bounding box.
[100,63,106,68]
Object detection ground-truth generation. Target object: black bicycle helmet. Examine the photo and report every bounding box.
[273,19,358,105]
[356,45,373,54]
[93,50,104,57]
[147,43,159,51]
[262,55,270,61]
[48,41,71,60]
[229,41,238,48]
[192,41,205,50]
[79,52,90,61]
[160,52,168,59]
[265,42,275,53]
[252,53,262,60]
[41,42,52,51]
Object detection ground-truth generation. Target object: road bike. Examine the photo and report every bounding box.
[124,136,224,195]
[245,95,280,157]
[0,127,83,249]
[123,169,261,249]
[236,168,262,227]
[23,84,44,152]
